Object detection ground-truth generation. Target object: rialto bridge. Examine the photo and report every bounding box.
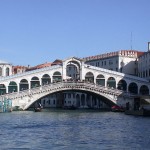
[0,57,149,110]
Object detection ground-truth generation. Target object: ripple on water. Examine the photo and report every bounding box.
[0,111,150,150]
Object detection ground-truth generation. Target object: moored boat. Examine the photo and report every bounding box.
[34,103,43,112]
[111,105,124,112]
[34,107,42,112]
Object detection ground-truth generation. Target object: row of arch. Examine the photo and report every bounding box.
[0,72,62,94]
[85,72,149,95]
[0,71,149,95]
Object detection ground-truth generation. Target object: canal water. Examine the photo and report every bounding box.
[0,110,150,150]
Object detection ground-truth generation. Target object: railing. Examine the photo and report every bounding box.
[0,81,127,100]
[0,65,61,82]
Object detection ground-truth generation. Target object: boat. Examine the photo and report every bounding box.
[34,107,42,112]
[34,103,43,112]
[111,105,124,112]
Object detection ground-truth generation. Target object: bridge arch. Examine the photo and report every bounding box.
[117,79,127,91]
[128,82,138,94]
[0,84,6,95]
[8,81,18,93]
[66,60,81,80]
[85,72,94,83]
[53,71,62,82]
[20,79,29,91]
[107,77,116,88]
[31,76,40,88]
[42,74,51,85]
[21,82,120,110]
[139,85,149,95]
[96,74,105,86]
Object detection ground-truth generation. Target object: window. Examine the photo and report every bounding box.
[73,93,75,98]
[68,93,71,98]
[53,100,55,105]
[109,60,113,65]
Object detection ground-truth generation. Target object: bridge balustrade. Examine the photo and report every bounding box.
[0,65,61,82]
[0,81,126,101]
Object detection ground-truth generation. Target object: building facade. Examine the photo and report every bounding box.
[83,50,144,76]
[138,42,150,80]
[37,91,110,110]
[12,66,28,74]
[0,60,12,77]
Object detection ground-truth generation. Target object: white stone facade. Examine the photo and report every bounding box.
[83,50,142,76]
[138,51,150,80]
[0,60,12,77]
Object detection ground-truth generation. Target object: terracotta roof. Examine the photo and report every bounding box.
[26,62,52,71]
[12,65,27,69]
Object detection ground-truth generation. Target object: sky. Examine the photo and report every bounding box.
[0,0,150,66]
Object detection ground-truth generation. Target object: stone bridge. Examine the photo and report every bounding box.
[0,82,134,110]
[0,57,149,110]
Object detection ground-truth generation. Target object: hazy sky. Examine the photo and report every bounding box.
[0,0,150,66]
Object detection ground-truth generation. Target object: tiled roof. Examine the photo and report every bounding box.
[26,62,52,71]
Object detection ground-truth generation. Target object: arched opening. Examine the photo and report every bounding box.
[107,77,116,88]
[0,84,6,95]
[66,60,81,81]
[85,72,94,83]
[20,79,29,91]
[140,85,149,95]
[0,67,2,76]
[81,94,85,106]
[6,67,9,76]
[8,81,18,93]
[92,97,97,107]
[53,71,62,83]
[86,94,91,108]
[76,94,80,107]
[42,74,51,85]
[96,74,105,86]
[31,77,40,88]
[128,82,138,94]
[117,79,127,91]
